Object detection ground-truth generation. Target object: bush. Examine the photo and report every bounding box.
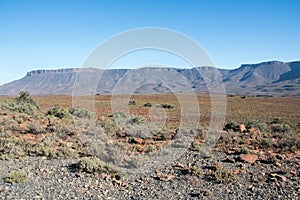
[27,121,46,134]
[69,107,94,119]
[271,124,291,133]
[245,119,267,131]
[0,99,37,115]
[143,102,153,107]
[272,117,283,124]
[224,122,237,131]
[15,91,37,107]
[129,116,144,125]
[128,100,136,105]
[78,157,124,180]
[4,171,27,184]
[210,162,236,184]
[161,104,174,109]
[47,107,71,119]
[79,157,103,173]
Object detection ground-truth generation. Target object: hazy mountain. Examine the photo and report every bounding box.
[0,61,299,96]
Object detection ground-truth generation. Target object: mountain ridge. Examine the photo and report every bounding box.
[1,60,299,96]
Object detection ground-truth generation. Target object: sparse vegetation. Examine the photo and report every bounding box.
[160,103,174,109]
[210,162,236,184]
[224,122,237,131]
[245,119,268,131]
[0,93,299,197]
[128,100,136,105]
[4,171,27,184]
[78,157,124,180]
[143,102,153,107]
[47,106,72,119]
[0,91,38,115]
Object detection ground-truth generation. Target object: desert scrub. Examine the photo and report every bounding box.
[79,157,105,173]
[239,146,251,154]
[224,122,237,131]
[160,103,174,109]
[245,119,268,131]
[27,121,46,134]
[128,100,136,105]
[12,113,30,124]
[15,91,37,107]
[143,102,153,107]
[208,162,236,184]
[4,171,27,184]
[0,100,37,115]
[78,157,124,180]
[271,117,283,124]
[190,163,204,178]
[6,91,39,115]
[271,124,291,133]
[0,135,30,159]
[69,107,94,119]
[47,106,72,119]
[128,116,145,125]
[0,116,20,132]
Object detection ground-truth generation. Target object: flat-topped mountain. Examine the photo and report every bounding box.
[0,61,299,96]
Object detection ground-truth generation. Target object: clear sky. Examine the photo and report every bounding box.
[0,0,299,85]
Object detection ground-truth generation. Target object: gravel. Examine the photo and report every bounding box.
[0,150,299,200]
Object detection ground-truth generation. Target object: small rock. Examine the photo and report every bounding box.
[249,127,260,135]
[240,154,258,164]
[131,138,143,144]
[239,124,246,133]
[153,173,174,181]
[175,163,185,168]
[271,174,287,182]
[275,162,282,167]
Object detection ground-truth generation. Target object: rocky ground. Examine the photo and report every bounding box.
[0,147,299,199]
[0,94,299,199]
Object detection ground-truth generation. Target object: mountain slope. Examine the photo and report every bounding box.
[0,61,299,96]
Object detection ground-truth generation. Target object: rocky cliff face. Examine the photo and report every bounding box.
[0,61,299,96]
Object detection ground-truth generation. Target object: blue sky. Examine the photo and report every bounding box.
[0,0,299,85]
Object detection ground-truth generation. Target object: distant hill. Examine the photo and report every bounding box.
[0,61,299,96]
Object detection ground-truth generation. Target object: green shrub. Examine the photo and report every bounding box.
[260,138,273,149]
[272,117,283,124]
[79,157,103,173]
[271,124,291,133]
[27,121,46,134]
[4,171,27,184]
[0,100,37,115]
[78,157,124,180]
[224,122,237,131]
[161,104,174,109]
[129,116,144,125]
[190,164,204,178]
[245,119,267,131]
[0,117,20,132]
[69,107,94,119]
[128,100,136,105]
[143,102,153,107]
[15,91,37,107]
[47,107,71,119]
[211,162,236,184]
[240,146,251,154]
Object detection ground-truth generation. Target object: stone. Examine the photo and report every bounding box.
[131,138,143,144]
[240,154,258,163]
[239,124,246,133]
[249,127,260,135]
[175,163,185,168]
